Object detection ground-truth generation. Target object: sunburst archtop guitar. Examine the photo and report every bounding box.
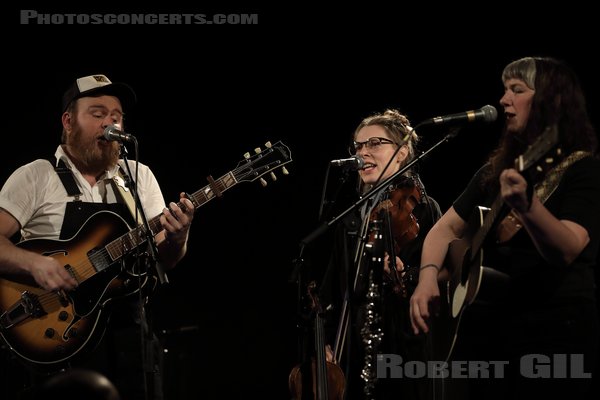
[0,141,292,368]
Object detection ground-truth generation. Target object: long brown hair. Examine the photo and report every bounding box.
[482,56,598,188]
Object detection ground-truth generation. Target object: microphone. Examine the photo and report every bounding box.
[330,155,365,170]
[424,105,498,126]
[103,125,135,142]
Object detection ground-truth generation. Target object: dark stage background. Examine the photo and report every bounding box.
[2,4,600,399]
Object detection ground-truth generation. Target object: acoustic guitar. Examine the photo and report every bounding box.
[435,126,560,363]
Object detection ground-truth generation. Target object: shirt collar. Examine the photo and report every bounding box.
[54,145,121,179]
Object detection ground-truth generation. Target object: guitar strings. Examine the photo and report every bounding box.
[26,149,275,314]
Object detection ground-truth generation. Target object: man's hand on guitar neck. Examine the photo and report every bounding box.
[157,192,195,269]
[160,194,195,246]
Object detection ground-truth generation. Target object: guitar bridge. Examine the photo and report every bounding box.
[0,291,47,330]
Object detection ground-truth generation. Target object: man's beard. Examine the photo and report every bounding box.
[68,123,120,173]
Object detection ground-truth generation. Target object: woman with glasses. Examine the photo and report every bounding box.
[317,109,442,400]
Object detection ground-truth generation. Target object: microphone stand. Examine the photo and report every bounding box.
[119,141,168,285]
[288,161,355,366]
[289,164,353,284]
[118,140,168,400]
[317,163,354,223]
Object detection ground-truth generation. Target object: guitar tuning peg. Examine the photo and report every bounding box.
[260,177,268,187]
[281,166,289,175]
[243,152,250,159]
[270,172,277,181]
[265,141,272,148]
[255,147,262,154]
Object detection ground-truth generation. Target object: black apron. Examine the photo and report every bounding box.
[53,159,164,400]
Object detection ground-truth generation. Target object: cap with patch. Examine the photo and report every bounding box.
[62,74,137,112]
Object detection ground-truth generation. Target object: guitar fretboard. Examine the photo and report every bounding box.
[104,171,238,262]
[100,140,291,264]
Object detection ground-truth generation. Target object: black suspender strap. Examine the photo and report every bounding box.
[52,159,82,199]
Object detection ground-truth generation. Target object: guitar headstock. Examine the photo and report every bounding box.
[234,141,292,185]
[515,125,561,179]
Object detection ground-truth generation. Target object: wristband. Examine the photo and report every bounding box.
[420,263,441,272]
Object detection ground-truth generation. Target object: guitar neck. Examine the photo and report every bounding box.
[469,194,504,259]
[105,171,238,261]
[102,140,292,264]
[469,125,561,258]
[148,170,238,233]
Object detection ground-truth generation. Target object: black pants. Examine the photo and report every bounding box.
[1,322,164,400]
[78,324,164,400]
[446,299,599,400]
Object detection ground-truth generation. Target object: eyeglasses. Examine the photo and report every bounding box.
[348,137,396,155]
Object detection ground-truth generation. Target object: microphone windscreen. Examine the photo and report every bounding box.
[481,105,498,122]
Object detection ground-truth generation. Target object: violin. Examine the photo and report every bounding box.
[369,175,423,295]
[289,281,346,400]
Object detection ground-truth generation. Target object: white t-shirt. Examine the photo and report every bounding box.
[0,145,166,240]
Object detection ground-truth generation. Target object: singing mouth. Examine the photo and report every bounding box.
[362,162,376,169]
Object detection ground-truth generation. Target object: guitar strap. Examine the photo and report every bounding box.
[109,164,139,225]
[496,150,591,243]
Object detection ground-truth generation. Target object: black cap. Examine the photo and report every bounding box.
[62,74,136,112]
